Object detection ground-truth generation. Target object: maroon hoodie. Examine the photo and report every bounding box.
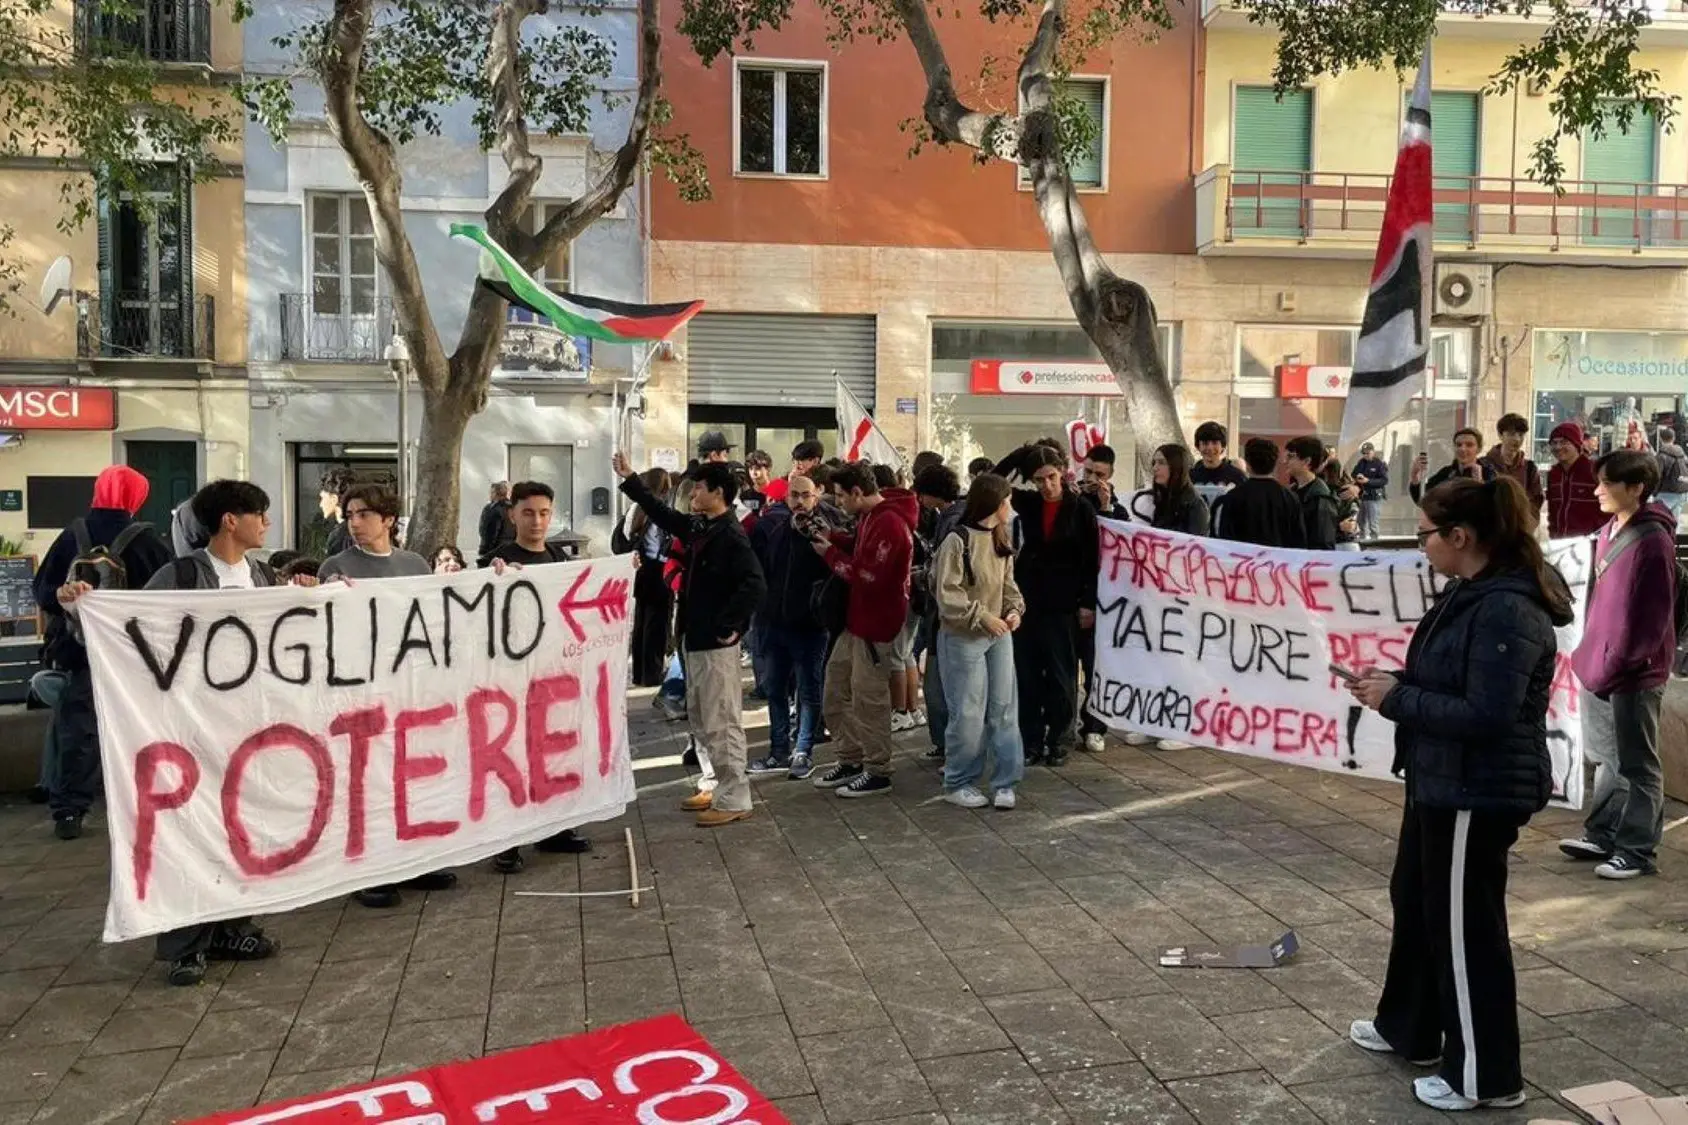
[1547,456,1604,539]
[823,488,918,643]
[1573,501,1678,697]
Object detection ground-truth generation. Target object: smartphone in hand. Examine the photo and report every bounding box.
[1329,662,1363,684]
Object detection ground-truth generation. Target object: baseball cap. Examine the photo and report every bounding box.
[1360,442,1375,453]
[698,431,734,454]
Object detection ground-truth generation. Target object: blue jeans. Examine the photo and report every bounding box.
[924,617,948,750]
[1358,499,1383,542]
[660,649,685,703]
[939,629,1024,793]
[763,625,827,759]
[30,670,68,790]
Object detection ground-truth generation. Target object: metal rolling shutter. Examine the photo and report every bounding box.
[686,313,876,409]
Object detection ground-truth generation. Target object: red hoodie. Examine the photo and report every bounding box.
[823,487,918,643]
[92,464,149,515]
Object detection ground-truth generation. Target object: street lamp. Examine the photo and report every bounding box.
[384,328,412,519]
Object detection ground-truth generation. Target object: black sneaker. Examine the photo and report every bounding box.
[27,785,47,805]
[812,762,864,789]
[1559,837,1613,861]
[535,829,591,854]
[167,953,207,987]
[748,756,791,775]
[400,870,458,891]
[788,754,815,780]
[681,739,700,768]
[354,885,402,909]
[838,773,892,799]
[921,746,946,763]
[1045,747,1070,768]
[1025,749,1046,767]
[1595,855,1656,881]
[493,848,525,874]
[208,926,279,962]
[53,814,82,841]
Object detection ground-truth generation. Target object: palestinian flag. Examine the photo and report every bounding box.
[451,223,703,343]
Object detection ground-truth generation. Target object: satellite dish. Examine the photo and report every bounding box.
[40,256,72,316]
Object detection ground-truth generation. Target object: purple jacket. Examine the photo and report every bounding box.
[1573,502,1678,697]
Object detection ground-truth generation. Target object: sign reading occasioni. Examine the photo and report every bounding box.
[0,386,116,430]
[969,359,1121,396]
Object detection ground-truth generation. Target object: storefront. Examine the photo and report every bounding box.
[1530,329,1688,459]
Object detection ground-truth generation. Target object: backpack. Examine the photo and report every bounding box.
[70,518,154,592]
[1658,449,1687,495]
[1593,522,1688,643]
[809,572,850,636]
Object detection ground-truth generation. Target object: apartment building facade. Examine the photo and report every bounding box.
[0,0,249,561]
[241,1,646,554]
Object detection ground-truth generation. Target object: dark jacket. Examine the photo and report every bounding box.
[35,509,173,670]
[620,474,766,653]
[144,551,278,591]
[750,502,831,632]
[1410,460,1495,504]
[1148,486,1209,537]
[1351,456,1389,502]
[1380,567,1573,815]
[1482,446,1545,512]
[1658,443,1688,496]
[1292,477,1339,550]
[477,499,514,561]
[1083,488,1128,522]
[1212,477,1306,549]
[1573,503,1679,697]
[1546,455,1604,539]
[1011,487,1099,614]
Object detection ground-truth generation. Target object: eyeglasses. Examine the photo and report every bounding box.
[1415,526,1452,546]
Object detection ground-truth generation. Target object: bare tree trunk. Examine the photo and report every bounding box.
[890,0,1183,479]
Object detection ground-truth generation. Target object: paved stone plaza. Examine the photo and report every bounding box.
[2,694,1687,1124]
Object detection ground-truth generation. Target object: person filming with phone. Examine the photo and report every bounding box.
[1342,476,1572,1114]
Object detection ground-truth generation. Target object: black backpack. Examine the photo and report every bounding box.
[1659,449,1687,495]
[1593,522,1688,643]
[810,572,849,636]
[64,518,154,642]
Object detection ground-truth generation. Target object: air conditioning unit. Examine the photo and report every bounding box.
[1434,263,1493,318]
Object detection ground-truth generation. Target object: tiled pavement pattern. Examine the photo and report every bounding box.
[2,693,1687,1125]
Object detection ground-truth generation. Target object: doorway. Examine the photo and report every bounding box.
[125,440,197,534]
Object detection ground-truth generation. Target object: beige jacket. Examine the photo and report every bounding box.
[935,525,1026,636]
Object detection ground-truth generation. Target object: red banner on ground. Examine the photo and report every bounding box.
[187,1014,789,1124]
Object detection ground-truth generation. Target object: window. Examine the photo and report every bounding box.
[1019,79,1108,190]
[508,445,575,531]
[517,203,574,292]
[1583,100,1659,246]
[735,62,826,177]
[306,194,384,359]
[1232,85,1313,237]
[97,163,192,357]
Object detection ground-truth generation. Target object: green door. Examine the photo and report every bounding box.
[1233,85,1312,238]
[1430,91,1479,242]
[1584,102,1657,245]
[126,440,197,535]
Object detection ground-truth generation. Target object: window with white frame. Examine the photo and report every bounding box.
[519,202,575,292]
[735,61,826,177]
[1019,78,1107,189]
[309,194,378,317]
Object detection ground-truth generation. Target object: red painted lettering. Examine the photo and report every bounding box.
[330,705,388,858]
[222,724,333,877]
[525,672,583,802]
[467,687,526,821]
[393,704,460,841]
[596,662,615,777]
[132,742,199,901]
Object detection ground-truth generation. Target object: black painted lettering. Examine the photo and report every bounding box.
[204,615,259,691]
[324,600,368,687]
[500,580,545,661]
[1337,561,1383,617]
[392,598,439,673]
[125,615,196,692]
[443,583,496,665]
[268,606,317,685]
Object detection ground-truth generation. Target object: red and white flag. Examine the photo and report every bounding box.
[837,379,903,469]
[1337,41,1433,458]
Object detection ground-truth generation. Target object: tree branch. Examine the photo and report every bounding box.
[319,0,448,391]
[887,0,1019,158]
[484,0,547,248]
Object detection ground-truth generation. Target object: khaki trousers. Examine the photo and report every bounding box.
[822,632,895,776]
[685,644,751,812]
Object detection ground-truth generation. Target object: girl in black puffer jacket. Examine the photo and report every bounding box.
[1344,476,1574,1115]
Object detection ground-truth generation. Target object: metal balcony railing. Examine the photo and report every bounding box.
[1203,0,1688,21]
[74,0,212,64]
[78,293,214,360]
[1203,167,1688,253]
[279,294,397,362]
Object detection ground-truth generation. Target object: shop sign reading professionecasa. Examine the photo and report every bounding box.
[0,386,116,430]
[1532,330,1688,391]
[970,360,1122,396]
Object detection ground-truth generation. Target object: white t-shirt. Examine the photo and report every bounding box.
[208,553,255,590]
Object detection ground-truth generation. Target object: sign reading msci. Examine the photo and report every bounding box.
[0,387,117,430]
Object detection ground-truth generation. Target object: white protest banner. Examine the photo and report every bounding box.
[79,556,636,941]
[1091,520,1593,809]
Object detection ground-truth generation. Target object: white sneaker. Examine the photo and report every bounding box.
[993,788,1017,810]
[1412,1076,1525,1112]
[1083,733,1106,753]
[910,707,927,726]
[1156,739,1191,751]
[1349,1020,1440,1066]
[1122,732,1154,746]
[944,786,989,809]
[891,711,916,733]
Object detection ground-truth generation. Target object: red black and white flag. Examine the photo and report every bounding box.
[1337,41,1434,457]
[836,379,903,470]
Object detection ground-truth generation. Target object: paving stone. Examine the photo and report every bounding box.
[768,1093,828,1125]
[1520,1033,1675,1097]
[1092,993,1254,1081]
[0,1041,84,1106]
[692,1014,815,1099]
[1044,941,1170,1003]
[767,950,890,1038]
[916,1047,1069,1124]
[984,988,1135,1073]
[881,984,1011,1059]
[0,966,61,1029]
[393,954,493,1024]
[376,1015,486,1077]
[181,1003,299,1059]
[7,981,134,1046]
[207,952,322,1012]
[273,1016,389,1075]
[945,937,1065,997]
[136,1050,276,1125]
[674,943,782,1024]
[1166,1070,1325,1125]
[1514,965,1629,1017]
[1288,1071,1451,1123]
[1210,1006,1383,1085]
[485,983,588,1051]
[1044,1062,1198,1125]
[584,954,680,1028]
[297,955,404,1024]
[801,1026,938,1122]
[28,1045,178,1125]
[83,1001,205,1056]
[1553,1007,1688,1087]
[259,1065,378,1103]
[321,914,419,963]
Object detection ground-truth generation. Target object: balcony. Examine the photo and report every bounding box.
[78,293,215,360]
[1202,0,1688,41]
[1195,164,1688,265]
[74,0,212,65]
[279,294,397,363]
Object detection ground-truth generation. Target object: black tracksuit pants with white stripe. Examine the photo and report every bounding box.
[1374,799,1526,1102]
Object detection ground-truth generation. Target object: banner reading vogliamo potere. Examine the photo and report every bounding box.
[79,556,636,941]
[1091,520,1591,809]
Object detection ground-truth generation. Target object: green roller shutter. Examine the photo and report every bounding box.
[1584,102,1657,245]
[1233,85,1312,237]
[1430,91,1479,242]
[1064,80,1106,188]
